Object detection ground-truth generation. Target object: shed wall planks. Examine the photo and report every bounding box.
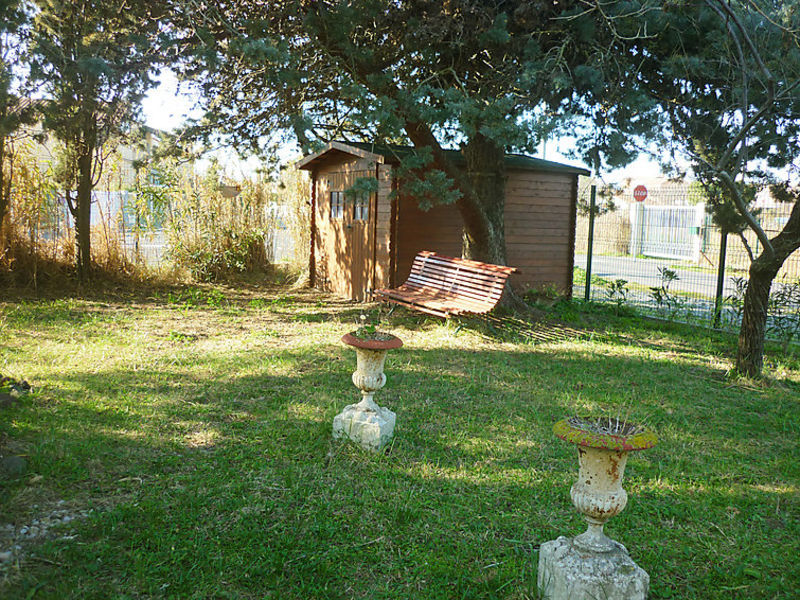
[504,169,575,294]
[395,197,462,283]
[373,163,394,291]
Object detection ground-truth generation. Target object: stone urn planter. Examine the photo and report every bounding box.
[538,416,657,600]
[332,331,402,452]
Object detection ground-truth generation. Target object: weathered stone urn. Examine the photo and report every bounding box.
[538,416,657,600]
[332,331,402,452]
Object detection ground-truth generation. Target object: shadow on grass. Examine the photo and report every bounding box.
[1,320,799,598]
[1,277,353,319]
[3,343,790,497]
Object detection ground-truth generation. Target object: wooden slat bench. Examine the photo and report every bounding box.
[374,251,519,318]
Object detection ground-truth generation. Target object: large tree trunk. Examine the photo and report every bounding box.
[75,149,93,279]
[736,258,779,376]
[736,198,800,376]
[460,134,507,265]
[404,122,509,265]
[460,134,530,311]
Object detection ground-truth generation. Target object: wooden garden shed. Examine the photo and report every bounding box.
[296,141,589,302]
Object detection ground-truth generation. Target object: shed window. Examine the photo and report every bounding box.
[353,195,369,221]
[330,191,344,219]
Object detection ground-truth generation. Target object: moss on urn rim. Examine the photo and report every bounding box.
[341,331,403,350]
[553,417,657,452]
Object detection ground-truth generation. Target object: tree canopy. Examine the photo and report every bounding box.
[172,0,657,266]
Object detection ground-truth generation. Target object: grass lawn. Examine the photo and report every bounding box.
[1,281,798,599]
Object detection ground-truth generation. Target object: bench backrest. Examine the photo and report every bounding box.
[405,251,517,306]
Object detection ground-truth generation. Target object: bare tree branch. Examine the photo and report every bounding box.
[737,230,755,262]
[703,0,777,259]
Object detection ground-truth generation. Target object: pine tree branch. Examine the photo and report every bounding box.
[737,230,755,262]
[65,190,77,217]
[703,0,776,260]
[717,169,773,259]
[704,0,774,172]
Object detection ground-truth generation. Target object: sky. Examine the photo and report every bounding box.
[141,69,666,185]
[140,70,199,132]
[140,70,268,178]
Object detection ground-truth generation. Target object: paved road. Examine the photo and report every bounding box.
[574,254,739,299]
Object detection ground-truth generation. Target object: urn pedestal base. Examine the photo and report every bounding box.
[332,401,396,452]
[538,536,649,600]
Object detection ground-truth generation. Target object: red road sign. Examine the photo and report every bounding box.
[633,185,648,202]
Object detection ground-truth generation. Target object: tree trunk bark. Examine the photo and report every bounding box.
[404,123,509,265]
[75,150,93,279]
[460,134,531,311]
[736,258,778,377]
[0,134,8,244]
[403,123,527,310]
[736,197,800,376]
[460,134,507,265]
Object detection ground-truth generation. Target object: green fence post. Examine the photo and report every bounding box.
[584,184,597,303]
[713,230,728,328]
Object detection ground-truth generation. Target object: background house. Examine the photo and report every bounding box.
[296,141,589,301]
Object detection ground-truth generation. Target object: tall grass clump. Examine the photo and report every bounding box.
[3,129,309,287]
[0,140,76,286]
[162,159,270,282]
[0,134,163,284]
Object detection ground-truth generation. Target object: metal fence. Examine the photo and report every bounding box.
[574,184,800,342]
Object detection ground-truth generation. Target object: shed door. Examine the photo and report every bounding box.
[323,170,376,301]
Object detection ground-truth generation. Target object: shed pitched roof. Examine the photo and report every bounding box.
[296,140,590,176]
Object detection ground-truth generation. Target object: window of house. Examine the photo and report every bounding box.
[353,194,369,221]
[330,191,344,219]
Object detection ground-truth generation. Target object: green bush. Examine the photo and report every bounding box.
[169,229,267,282]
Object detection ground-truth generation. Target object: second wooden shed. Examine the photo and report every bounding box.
[295,141,589,302]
